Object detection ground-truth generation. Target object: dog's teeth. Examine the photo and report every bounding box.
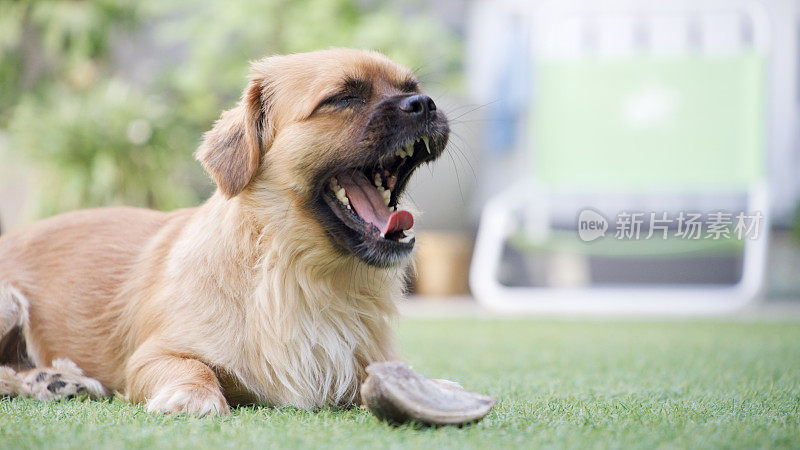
[374,173,382,187]
[399,231,414,243]
[379,187,390,205]
[335,187,349,205]
[422,136,430,153]
[377,186,391,206]
[389,206,396,212]
[404,141,414,157]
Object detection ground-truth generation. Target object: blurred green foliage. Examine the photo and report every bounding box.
[0,0,461,217]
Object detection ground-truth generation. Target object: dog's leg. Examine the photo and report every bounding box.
[0,366,21,396]
[1,284,106,400]
[126,340,229,416]
[0,283,27,357]
[1,284,27,397]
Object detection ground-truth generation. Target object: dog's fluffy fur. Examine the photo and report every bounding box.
[0,49,448,415]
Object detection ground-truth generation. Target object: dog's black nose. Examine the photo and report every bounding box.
[399,94,436,119]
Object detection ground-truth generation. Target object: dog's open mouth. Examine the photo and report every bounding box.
[324,136,434,243]
[329,169,414,242]
[318,133,446,266]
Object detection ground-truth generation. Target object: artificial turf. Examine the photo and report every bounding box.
[1,318,798,449]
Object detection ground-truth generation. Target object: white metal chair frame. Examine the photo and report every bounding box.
[470,3,771,314]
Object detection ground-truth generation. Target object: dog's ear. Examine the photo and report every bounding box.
[196,74,271,198]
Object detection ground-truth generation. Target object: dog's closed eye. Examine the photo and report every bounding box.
[312,77,373,114]
[326,94,367,109]
[310,93,367,116]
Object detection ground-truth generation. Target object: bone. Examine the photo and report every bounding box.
[361,361,496,426]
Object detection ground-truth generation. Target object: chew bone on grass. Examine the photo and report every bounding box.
[361,361,496,426]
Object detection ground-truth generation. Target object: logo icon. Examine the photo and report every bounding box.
[577,209,608,242]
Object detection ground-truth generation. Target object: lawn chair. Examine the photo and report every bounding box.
[470,5,771,314]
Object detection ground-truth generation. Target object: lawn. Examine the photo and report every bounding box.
[1,318,799,449]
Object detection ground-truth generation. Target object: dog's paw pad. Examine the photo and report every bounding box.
[22,362,106,401]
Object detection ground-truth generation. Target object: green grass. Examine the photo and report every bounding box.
[1,319,799,449]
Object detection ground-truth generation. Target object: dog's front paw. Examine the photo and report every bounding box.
[146,384,229,417]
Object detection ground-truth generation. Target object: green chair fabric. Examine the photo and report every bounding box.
[533,53,765,190]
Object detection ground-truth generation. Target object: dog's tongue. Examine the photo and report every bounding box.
[337,171,413,236]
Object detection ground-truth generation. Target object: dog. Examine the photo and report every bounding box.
[0,48,449,415]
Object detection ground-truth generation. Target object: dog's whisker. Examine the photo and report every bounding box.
[449,100,499,121]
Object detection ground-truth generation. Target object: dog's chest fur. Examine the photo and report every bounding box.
[164,199,403,409]
[231,261,401,409]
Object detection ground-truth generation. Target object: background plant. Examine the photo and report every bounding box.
[0,0,461,217]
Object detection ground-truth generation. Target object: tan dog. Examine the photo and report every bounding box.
[0,49,449,415]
